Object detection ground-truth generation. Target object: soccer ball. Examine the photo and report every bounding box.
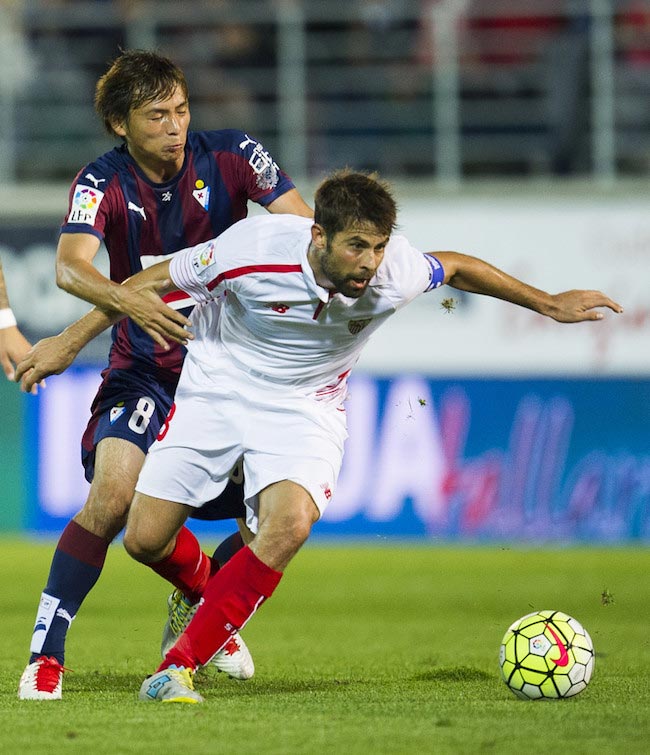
[499,610,595,700]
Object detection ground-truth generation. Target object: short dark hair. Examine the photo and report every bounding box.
[314,169,398,239]
[94,49,189,136]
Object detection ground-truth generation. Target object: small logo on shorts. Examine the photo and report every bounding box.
[109,403,125,424]
[320,483,332,501]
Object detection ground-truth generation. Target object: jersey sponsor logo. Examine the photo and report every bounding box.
[109,403,126,424]
[238,133,280,190]
[68,185,104,225]
[161,190,173,202]
[127,201,146,220]
[348,318,372,334]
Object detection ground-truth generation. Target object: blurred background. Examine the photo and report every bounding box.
[0,0,648,540]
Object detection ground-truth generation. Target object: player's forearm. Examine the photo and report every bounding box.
[440,252,554,316]
[56,256,127,312]
[59,306,120,354]
[121,259,175,295]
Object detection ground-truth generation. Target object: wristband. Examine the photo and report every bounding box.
[0,308,17,329]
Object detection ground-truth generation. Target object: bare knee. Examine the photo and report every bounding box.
[252,483,320,571]
[75,485,132,541]
[123,513,167,564]
[78,438,146,540]
[284,508,315,551]
[123,530,160,563]
[124,493,189,564]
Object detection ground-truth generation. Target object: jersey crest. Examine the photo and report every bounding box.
[348,318,372,335]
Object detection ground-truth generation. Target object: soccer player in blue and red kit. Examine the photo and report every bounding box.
[18,49,313,700]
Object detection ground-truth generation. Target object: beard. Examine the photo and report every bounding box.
[320,245,372,299]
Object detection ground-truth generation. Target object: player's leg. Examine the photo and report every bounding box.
[158,462,255,677]
[18,437,144,701]
[132,480,319,703]
[19,368,247,700]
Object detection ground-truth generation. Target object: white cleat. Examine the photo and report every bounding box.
[161,589,255,680]
[211,634,255,680]
[18,656,65,700]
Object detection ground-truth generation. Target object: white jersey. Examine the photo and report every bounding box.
[169,214,444,399]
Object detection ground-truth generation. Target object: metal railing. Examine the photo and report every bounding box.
[0,0,646,185]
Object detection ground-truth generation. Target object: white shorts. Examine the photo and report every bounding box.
[136,350,348,533]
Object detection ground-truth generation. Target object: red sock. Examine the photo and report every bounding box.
[160,545,282,670]
[60,519,110,567]
[147,526,213,603]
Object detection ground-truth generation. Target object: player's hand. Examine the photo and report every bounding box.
[13,333,79,394]
[115,278,193,349]
[1,326,46,394]
[546,290,623,323]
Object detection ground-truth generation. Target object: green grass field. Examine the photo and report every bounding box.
[1,539,649,754]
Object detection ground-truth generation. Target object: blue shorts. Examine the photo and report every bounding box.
[81,367,245,521]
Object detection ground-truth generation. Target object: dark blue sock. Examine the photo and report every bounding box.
[212,531,244,569]
[28,520,108,665]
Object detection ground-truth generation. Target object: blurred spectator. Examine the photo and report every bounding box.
[0,0,36,95]
[617,1,650,66]
[0,1,37,180]
[153,0,266,130]
[416,0,590,175]
[542,6,591,175]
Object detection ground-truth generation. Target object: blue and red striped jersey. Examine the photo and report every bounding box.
[61,129,296,382]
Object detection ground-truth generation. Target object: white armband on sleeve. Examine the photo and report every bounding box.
[169,241,218,304]
[0,308,17,329]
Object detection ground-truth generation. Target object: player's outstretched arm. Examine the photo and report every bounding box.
[14,308,113,393]
[15,262,192,393]
[56,233,190,336]
[433,252,623,322]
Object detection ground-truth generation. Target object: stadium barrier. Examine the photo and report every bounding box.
[23,368,650,542]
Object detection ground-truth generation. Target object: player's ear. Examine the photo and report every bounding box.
[110,118,127,138]
[311,223,326,250]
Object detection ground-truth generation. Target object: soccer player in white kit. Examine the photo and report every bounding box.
[18,170,624,703]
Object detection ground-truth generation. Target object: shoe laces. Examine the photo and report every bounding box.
[168,665,196,689]
[168,591,198,635]
[33,656,69,692]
